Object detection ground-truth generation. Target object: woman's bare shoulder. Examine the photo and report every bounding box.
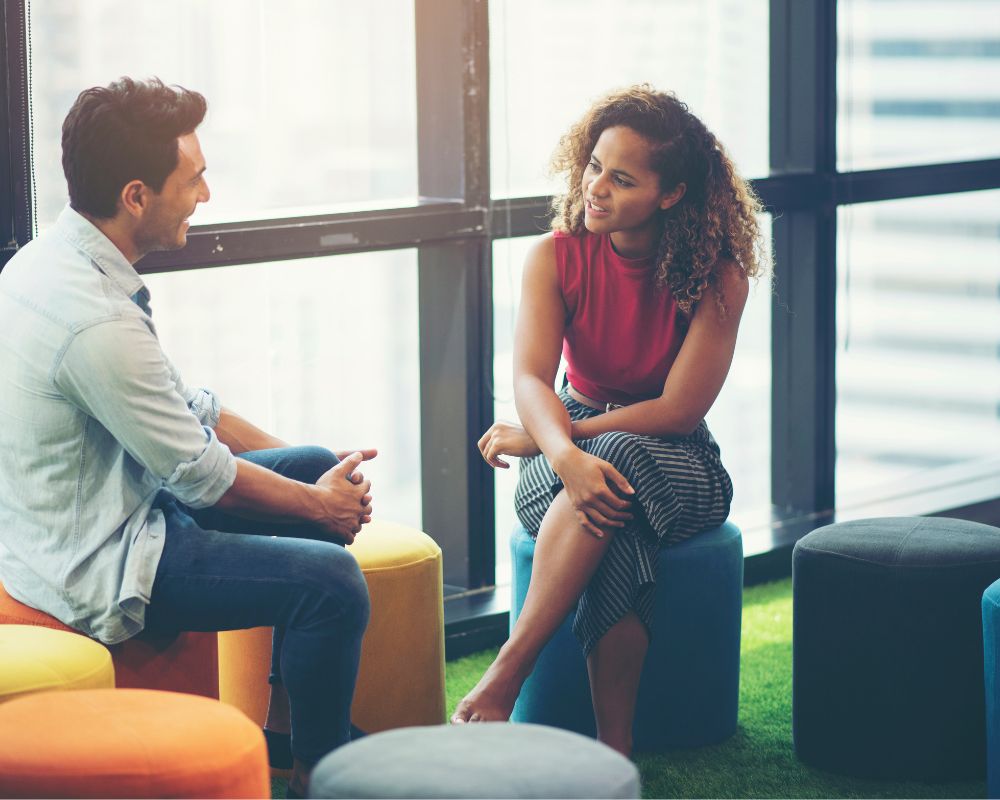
[522,232,558,280]
[712,257,750,307]
[527,231,556,258]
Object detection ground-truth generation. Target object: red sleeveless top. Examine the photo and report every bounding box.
[555,230,687,406]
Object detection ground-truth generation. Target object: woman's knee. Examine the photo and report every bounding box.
[592,431,645,475]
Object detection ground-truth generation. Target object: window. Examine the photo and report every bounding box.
[838,0,1000,170]
[145,250,422,529]
[704,215,772,526]
[489,0,769,198]
[28,0,418,228]
[836,190,1000,504]
[492,235,532,585]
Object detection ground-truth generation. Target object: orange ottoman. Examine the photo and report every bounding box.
[0,688,269,799]
[219,520,445,733]
[0,581,218,698]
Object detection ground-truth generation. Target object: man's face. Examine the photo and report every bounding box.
[136,131,210,253]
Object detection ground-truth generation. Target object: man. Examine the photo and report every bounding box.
[0,77,372,797]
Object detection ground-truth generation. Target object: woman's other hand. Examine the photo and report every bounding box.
[553,450,634,539]
[478,421,541,468]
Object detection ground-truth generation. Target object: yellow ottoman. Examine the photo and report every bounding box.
[0,625,114,704]
[219,520,445,734]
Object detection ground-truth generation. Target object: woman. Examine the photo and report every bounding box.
[451,86,766,756]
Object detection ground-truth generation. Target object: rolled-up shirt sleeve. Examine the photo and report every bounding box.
[187,388,223,428]
[54,315,237,508]
[162,351,223,428]
[164,425,236,506]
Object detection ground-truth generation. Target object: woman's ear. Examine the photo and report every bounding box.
[660,182,686,211]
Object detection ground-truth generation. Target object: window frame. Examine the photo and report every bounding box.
[1,1,32,252]
[2,0,999,599]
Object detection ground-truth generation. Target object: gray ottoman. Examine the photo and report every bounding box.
[308,723,641,799]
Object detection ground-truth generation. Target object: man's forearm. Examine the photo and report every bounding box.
[215,407,288,454]
[213,458,319,523]
[212,452,370,543]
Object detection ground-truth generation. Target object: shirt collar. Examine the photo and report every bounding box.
[54,205,147,299]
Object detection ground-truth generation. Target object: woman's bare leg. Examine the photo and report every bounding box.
[451,490,614,723]
[587,610,649,756]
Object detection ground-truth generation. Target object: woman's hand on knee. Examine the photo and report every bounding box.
[478,421,541,468]
[555,451,635,538]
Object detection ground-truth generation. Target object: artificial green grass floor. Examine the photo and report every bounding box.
[273,577,985,799]
[446,578,985,799]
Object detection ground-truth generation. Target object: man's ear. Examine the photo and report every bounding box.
[119,180,149,219]
[660,182,686,211]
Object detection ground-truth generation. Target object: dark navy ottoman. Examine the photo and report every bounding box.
[509,520,743,751]
[793,516,1000,780]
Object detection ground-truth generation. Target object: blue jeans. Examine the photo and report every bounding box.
[144,446,370,767]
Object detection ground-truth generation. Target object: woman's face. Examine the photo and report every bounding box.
[581,125,682,243]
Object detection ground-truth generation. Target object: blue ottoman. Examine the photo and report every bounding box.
[983,579,1000,798]
[794,516,1000,780]
[509,521,743,750]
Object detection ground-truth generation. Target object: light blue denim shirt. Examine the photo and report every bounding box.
[0,206,237,644]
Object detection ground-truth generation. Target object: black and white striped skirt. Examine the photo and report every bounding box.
[514,389,734,655]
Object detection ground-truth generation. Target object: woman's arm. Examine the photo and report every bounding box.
[510,234,576,465]
[505,234,634,537]
[476,236,566,470]
[571,261,750,441]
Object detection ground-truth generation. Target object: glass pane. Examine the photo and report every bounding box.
[144,250,422,529]
[493,227,772,585]
[705,215,772,526]
[492,236,534,587]
[838,0,1000,170]
[29,0,417,228]
[490,0,769,199]
[836,191,1000,504]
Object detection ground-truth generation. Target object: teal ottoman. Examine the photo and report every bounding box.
[983,577,1000,797]
[510,521,743,750]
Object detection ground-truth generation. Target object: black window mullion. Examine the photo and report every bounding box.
[769,0,838,515]
[1,0,32,268]
[469,0,494,587]
[834,158,1000,206]
[135,204,483,274]
[415,0,493,590]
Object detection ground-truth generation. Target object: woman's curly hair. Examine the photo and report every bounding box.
[550,85,767,315]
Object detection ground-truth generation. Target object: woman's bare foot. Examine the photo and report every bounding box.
[450,650,532,723]
[598,733,633,759]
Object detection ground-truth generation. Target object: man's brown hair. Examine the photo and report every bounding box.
[61,77,206,219]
